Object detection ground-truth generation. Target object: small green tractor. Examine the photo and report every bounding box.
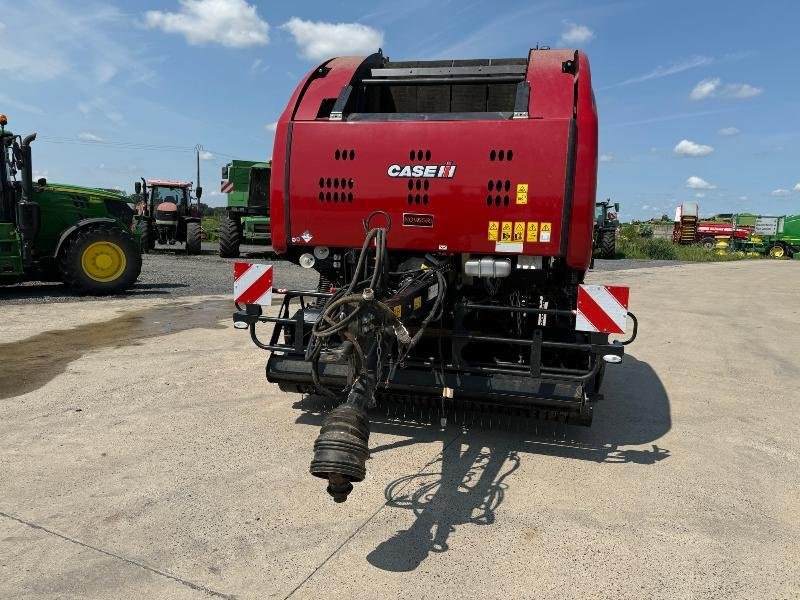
[593,199,619,259]
[132,178,203,255]
[0,115,141,295]
[218,159,271,258]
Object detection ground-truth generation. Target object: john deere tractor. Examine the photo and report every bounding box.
[593,198,619,259]
[0,115,142,295]
[218,159,270,258]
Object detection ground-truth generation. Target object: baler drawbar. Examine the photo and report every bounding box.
[233,48,637,502]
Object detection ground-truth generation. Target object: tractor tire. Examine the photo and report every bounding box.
[186,221,202,255]
[218,215,241,258]
[58,224,142,295]
[600,230,616,259]
[137,218,156,253]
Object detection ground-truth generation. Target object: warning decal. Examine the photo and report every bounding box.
[501,221,513,241]
[540,222,552,243]
[513,222,525,242]
[488,221,499,241]
[516,183,528,205]
[526,222,539,242]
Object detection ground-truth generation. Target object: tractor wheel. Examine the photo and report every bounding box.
[768,244,785,259]
[700,237,715,249]
[58,224,142,295]
[218,215,241,258]
[600,230,616,259]
[137,219,155,253]
[186,221,202,255]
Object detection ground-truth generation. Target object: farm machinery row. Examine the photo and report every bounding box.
[233,49,638,503]
[673,202,799,258]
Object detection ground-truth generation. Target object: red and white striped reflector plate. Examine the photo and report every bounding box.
[233,262,273,306]
[575,284,630,334]
[221,180,234,194]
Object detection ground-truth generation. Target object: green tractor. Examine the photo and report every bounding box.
[593,198,619,259]
[218,159,271,258]
[0,115,141,295]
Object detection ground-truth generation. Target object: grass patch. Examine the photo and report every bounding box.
[202,216,220,242]
[612,229,750,262]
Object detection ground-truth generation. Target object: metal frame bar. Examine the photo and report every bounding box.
[370,65,528,78]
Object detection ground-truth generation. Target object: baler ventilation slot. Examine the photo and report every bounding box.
[318,177,355,204]
[334,149,355,160]
[409,149,432,161]
[489,149,514,161]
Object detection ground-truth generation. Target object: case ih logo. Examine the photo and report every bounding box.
[402,213,434,227]
[387,162,456,178]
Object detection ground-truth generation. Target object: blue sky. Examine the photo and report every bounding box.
[2,0,798,218]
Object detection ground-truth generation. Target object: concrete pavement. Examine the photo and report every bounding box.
[1,260,798,599]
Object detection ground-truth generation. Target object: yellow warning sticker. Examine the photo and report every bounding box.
[501,221,513,242]
[487,221,499,241]
[513,222,525,242]
[413,296,422,310]
[527,222,539,242]
[516,183,528,205]
[393,305,402,318]
[540,222,552,243]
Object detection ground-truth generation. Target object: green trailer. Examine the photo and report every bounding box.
[218,160,271,258]
[0,115,141,294]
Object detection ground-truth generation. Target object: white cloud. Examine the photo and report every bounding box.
[265,121,278,133]
[673,139,714,157]
[690,78,720,100]
[250,58,269,74]
[718,126,740,136]
[690,77,763,100]
[686,176,716,190]
[609,55,712,88]
[0,46,68,81]
[772,189,791,197]
[695,193,705,198]
[724,83,762,99]
[94,62,117,84]
[599,153,614,163]
[199,150,214,160]
[739,196,748,201]
[78,132,104,142]
[559,21,594,45]
[794,183,800,192]
[282,18,383,61]
[146,0,269,48]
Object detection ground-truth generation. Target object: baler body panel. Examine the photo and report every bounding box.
[286,119,571,255]
[271,50,598,270]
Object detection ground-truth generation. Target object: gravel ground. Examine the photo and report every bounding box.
[0,245,681,305]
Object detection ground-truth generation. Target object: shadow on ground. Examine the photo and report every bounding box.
[293,355,670,571]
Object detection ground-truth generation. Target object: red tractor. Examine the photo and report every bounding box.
[133,178,203,254]
[234,49,637,502]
